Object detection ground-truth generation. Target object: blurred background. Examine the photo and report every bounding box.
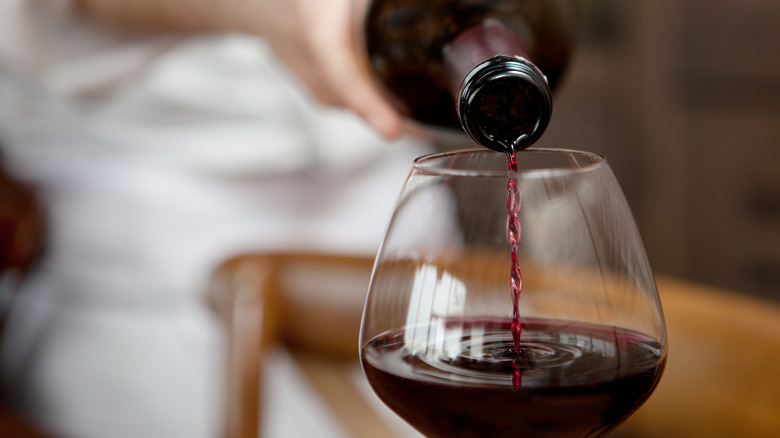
[0,1,778,438]
[538,0,780,302]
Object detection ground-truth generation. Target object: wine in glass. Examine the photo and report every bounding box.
[359,149,666,438]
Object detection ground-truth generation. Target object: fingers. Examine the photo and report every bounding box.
[338,53,404,139]
[344,40,405,139]
[298,0,404,139]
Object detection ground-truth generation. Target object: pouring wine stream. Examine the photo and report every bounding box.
[504,134,527,389]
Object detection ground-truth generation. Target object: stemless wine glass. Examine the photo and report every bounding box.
[359,149,667,438]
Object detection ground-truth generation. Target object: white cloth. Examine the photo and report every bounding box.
[0,1,430,437]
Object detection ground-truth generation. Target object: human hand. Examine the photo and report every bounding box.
[78,0,404,139]
[226,0,404,139]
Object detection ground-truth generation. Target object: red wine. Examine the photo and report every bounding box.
[506,152,523,387]
[362,318,665,438]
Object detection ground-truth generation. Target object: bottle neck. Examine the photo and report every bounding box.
[444,21,553,153]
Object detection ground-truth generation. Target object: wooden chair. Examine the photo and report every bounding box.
[613,277,780,438]
[208,253,385,438]
[209,253,780,438]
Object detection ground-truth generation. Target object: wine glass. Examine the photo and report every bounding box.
[359,148,666,438]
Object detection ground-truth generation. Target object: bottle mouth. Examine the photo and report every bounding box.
[458,56,553,154]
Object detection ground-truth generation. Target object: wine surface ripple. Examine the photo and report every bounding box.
[364,319,664,389]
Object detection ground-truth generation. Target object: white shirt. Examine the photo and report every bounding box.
[0,1,429,437]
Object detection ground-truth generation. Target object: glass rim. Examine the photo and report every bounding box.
[412,148,607,178]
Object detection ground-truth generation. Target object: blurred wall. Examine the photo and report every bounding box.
[537,0,780,300]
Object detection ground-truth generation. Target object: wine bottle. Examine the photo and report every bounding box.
[359,0,578,153]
